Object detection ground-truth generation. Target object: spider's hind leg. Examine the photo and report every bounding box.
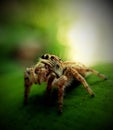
[86,68,108,80]
[71,68,95,97]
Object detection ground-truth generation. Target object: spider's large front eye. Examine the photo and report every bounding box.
[41,54,49,59]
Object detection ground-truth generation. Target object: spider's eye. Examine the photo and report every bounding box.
[41,54,49,59]
[41,55,45,59]
[50,56,54,60]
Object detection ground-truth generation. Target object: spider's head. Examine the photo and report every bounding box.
[40,54,63,77]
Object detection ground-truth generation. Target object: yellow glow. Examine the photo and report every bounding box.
[66,23,98,65]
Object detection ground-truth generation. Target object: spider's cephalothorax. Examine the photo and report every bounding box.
[24,54,107,114]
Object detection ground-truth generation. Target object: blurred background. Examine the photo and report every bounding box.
[0,0,113,73]
[0,1,113,130]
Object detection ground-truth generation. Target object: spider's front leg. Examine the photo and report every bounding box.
[24,68,35,105]
[24,80,32,105]
[71,68,95,96]
[52,75,68,114]
[24,76,32,104]
[46,72,56,105]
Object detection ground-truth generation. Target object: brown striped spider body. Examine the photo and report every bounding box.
[24,54,107,114]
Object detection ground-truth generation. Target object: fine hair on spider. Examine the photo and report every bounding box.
[24,53,108,114]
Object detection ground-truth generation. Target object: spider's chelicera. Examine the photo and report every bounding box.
[24,54,107,113]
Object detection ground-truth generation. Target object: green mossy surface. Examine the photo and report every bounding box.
[0,63,113,130]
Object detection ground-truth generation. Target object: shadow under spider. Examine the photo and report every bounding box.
[24,79,81,113]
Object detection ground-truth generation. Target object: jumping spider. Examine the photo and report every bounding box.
[24,54,107,113]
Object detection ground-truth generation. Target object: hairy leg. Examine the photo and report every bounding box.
[52,75,67,113]
[86,68,108,80]
[24,68,35,104]
[24,78,32,105]
[46,73,56,105]
[71,68,95,96]
[58,85,64,114]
